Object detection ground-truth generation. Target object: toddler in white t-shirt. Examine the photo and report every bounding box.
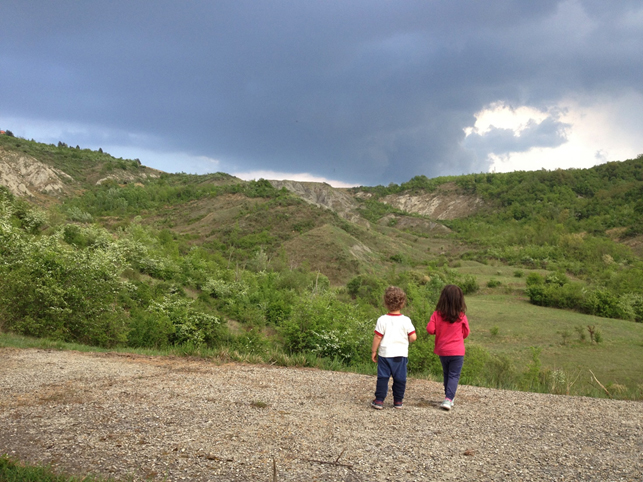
[371,286,417,409]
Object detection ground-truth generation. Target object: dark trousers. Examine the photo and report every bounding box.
[375,356,408,402]
[439,355,464,401]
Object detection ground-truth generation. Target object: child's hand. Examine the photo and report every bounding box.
[371,334,383,363]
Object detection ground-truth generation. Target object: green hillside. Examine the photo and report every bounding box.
[1,133,642,399]
[353,158,643,322]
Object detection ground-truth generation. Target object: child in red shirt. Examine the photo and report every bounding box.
[427,284,470,411]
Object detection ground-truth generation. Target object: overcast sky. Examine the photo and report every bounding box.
[1,1,642,186]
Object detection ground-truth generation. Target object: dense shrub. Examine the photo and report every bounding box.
[127,309,174,348]
[526,283,584,310]
[280,292,372,363]
[621,294,643,322]
[347,274,388,307]
[460,344,492,381]
[526,272,545,286]
[147,295,224,346]
[408,331,441,375]
[526,281,642,321]
[0,227,127,346]
[487,279,501,288]
[458,274,480,295]
[66,206,93,223]
[581,289,629,320]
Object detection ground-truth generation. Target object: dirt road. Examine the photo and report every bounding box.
[1,348,641,481]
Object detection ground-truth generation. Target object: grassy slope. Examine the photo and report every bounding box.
[465,294,643,392]
[450,261,642,393]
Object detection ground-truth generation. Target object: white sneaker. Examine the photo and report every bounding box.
[440,399,452,411]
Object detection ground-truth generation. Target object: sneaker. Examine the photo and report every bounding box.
[371,399,384,410]
[440,399,452,411]
[394,400,403,409]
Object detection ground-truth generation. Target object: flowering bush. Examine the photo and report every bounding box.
[147,295,223,346]
[280,292,372,363]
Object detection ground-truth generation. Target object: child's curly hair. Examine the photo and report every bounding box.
[384,286,407,312]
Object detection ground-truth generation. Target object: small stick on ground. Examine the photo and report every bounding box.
[272,457,277,482]
[589,369,612,398]
[303,457,354,468]
[302,448,353,468]
[301,450,364,482]
[334,448,346,464]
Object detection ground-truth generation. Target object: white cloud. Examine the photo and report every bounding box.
[464,103,550,137]
[232,170,358,188]
[464,91,643,173]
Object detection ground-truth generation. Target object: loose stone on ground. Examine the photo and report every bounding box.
[0,349,641,481]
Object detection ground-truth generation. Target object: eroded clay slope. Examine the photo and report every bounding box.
[0,148,74,197]
[269,179,368,226]
[379,182,484,220]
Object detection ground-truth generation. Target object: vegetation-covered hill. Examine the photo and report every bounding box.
[1,132,642,399]
[352,158,643,321]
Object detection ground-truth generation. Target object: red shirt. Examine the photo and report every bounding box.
[426,311,470,356]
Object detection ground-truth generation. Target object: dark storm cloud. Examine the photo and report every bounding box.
[464,116,571,160]
[1,0,642,184]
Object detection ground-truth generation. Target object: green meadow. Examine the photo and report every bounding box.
[465,294,643,394]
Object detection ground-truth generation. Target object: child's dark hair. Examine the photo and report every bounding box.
[436,284,466,323]
[384,286,406,312]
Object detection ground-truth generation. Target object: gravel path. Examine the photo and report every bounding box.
[0,348,641,481]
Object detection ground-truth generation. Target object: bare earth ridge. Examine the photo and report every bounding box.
[0,349,641,481]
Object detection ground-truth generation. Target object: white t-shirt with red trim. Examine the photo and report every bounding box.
[374,313,416,358]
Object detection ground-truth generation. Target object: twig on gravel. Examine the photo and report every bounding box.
[272,457,277,482]
[589,369,612,398]
[300,448,364,480]
[204,453,234,462]
[334,448,346,464]
[302,448,353,468]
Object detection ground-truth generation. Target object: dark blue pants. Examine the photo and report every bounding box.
[375,356,408,402]
[439,355,464,401]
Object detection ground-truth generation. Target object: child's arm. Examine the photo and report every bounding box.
[462,315,470,339]
[371,333,383,363]
[408,332,417,343]
[427,312,437,335]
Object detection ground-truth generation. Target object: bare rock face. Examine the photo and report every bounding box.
[269,180,482,228]
[95,171,160,185]
[381,182,483,220]
[269,180,369,227]
[0,148,73,197]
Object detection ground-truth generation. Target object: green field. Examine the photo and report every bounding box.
[465,294,643,394]
[453,260,550,290]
